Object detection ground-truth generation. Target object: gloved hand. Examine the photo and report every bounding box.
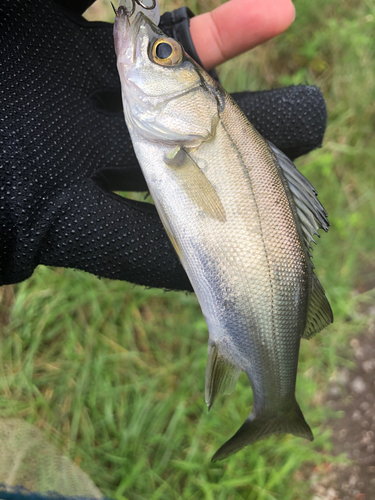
[0,0,327,291]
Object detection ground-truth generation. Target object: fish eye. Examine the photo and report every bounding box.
[156,43,172,59]
[151,37,183,66]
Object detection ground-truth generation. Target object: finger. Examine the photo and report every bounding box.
[38,181,193,292]
[190,0,295,70]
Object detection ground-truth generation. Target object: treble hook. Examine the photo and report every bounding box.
[112,0,156,18]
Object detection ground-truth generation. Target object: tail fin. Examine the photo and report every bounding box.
[211,400,313,462]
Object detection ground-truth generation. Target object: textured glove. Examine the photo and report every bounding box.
[0,0,327,291]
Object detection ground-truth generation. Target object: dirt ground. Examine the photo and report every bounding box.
[309,308,375,500]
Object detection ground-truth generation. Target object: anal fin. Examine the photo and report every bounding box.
[205,342,241,411]
[303,273,333,339]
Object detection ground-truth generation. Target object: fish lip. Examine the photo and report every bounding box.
[114,9,146,36]
[117,5,128,18]
[114,11,150,64]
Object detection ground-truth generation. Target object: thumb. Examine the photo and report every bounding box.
[190,0,295,70]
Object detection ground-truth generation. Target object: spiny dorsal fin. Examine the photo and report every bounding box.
[303,273,333,339]
[267,141,330,250]
[165,148,226,222]
[205,342,241,411]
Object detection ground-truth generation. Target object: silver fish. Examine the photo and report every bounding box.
[113,7,333,461]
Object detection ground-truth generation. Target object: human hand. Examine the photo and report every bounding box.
[0,0,326,291]
[190,0,295,70]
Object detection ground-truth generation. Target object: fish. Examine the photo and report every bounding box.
[113,5,333,461]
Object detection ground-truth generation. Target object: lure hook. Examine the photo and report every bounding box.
[112,0,156,18]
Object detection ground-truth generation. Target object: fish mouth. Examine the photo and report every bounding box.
[116,0,160,25]
[117,5,130,18]
[113,9,144,62]
[114,9,161,67]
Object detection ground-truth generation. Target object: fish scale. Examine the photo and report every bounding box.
[191,110,307,392]
[114,6,333,461]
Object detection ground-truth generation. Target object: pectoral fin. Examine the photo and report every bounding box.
[165,148,226,222]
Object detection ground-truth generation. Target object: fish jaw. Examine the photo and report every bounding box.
[113,7,133,66]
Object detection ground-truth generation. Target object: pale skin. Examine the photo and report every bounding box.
[189,0,295,71]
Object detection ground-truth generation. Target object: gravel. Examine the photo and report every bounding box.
[309,317,375,500]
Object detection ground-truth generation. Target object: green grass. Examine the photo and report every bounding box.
[1,0,375,498]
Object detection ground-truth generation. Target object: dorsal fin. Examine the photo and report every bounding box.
[303,273,333,338]
[267,141,330,251]
[267,142,333,337]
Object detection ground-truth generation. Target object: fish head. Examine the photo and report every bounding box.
[114,9,222,146]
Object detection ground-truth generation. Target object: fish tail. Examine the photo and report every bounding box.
[211,399,313,462]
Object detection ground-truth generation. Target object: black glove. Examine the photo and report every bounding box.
[0,0,327,291]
